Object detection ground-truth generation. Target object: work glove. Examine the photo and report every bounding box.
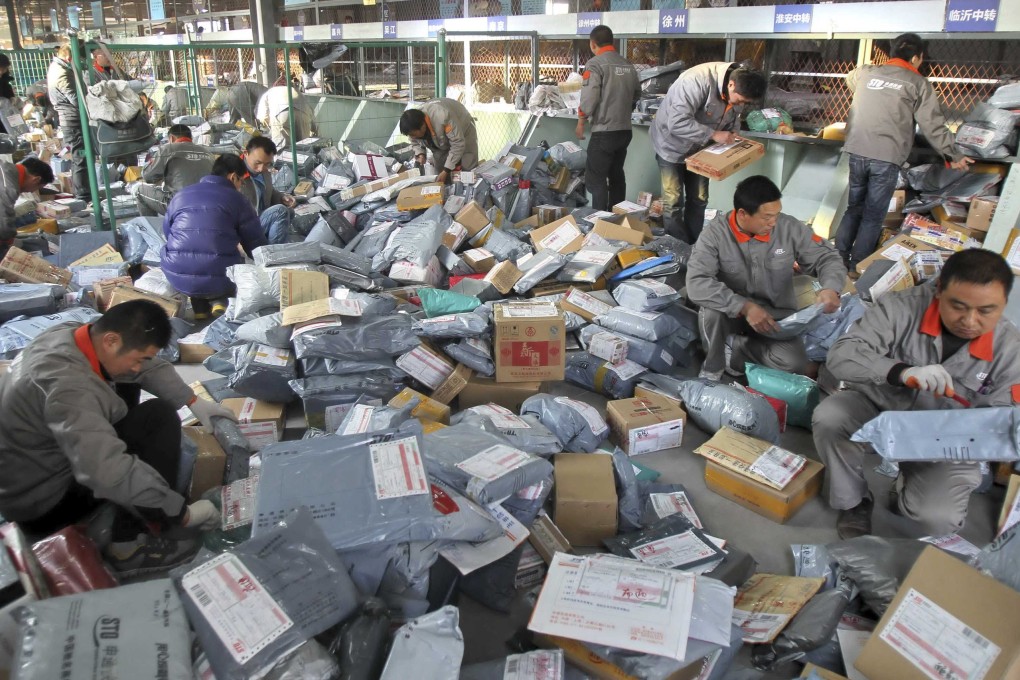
[902,365,955,397]
[182,499,220,531]
[189,398,237,433]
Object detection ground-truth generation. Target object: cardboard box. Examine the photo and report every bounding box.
[457,375,542,412]
[16,218,58,236]
[178,341,215,364]
[633,383,682,409]
[351,153,388,180]
[483,260,523,294]
[855,546,1020,680]
[553,453,618,547]
[966,196,998,232]
[70,244,122,267]
[799,664,849,680]
[587,330,628,364]
[454,201,491,237]
[396,182,445,211]
[998,474,1020,535]
[529,215,584,254]
[549,166,571,194]
[887,188,906,216]
[704,459,824,524]
[686,138,765,181]
[733,574,825,643]
[856,235,935,275]
[1003,229,1020,275]
[443,222,468,250]
[493,301,566,383]
[607,394,687,456]
[339,168,421,200]
[92,276,133,311]
[534,633,710,680]
[222,397,286,451]
[35,202,70,219]
[559,287,614,322]
[389,387,451,424]
[396,343,455,390]
[592,219,646,246]
[611,200,649,219]
[431,363,472,405]
[462,247,495,273]
[528,512,573,564]
[279,269,329,308]
[108,284,180,319]
[0,246,72,287]
[122,166,144,183]
[183,427,227,502]
[536,205,568,226]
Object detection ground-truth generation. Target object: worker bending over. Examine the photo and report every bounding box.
[0,157,54,258]
[135,123,214,216]
[400,98,479,184]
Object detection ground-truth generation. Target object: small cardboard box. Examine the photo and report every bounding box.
[0,246,72,287]
[493,301,566,383]
[855,546,1020,680]
[457,375,542,412]
[528,512,573,564]
[529,215,584,254]
[733,574,825,643]
[607,394,687,456]
[611,200,649,219]
[396,183,445,211]
[587,330,628,364]
[443,222,468,250]
[966,196,998,232]
[278,269,329,308]
[351,153,389,180]
[686,138,765,181]
[483,260,523,294]
[549,166,571,193]
[35,202,70,219]
[536,205,568,226]
[222,397,286,451]
[553,453,618,547]
[183,427,227,502]
[339,168,421,200]
[592,218,646,246]
[389,387,451,424]
[108,284,180,319]
[856,235,935,275]
[293,180,314,197]
[559,287,614,322]
[462,247,495,273]
[178,341,215,364]
[454,201,491,237]
[704,459,824,524]
[92,276,133,311]
[431,363,472,405]
[396,343,455,390]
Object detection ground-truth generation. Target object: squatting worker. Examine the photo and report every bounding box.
[135,123,214,217]
[651,62,766,244]
[0,301,238,575]
[686,175,847,381]
[575,24,640,211]
[400,98,479,184]
[814,249,1020,540]
[0,157,55,259]
[836,33,973,272]
[47,43,89,202]
[239,136,296,245]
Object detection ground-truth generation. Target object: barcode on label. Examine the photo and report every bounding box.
[192,584,212,607]
[963,627,991,649]
[506,658,519,674]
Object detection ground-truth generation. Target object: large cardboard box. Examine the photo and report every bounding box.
[0,246,72,287]
[686,138,765,181]
[966,196,999,232]
[607,394,687,456]
[457,375,542,412]
[493,301,566,382]
[855,546,1020,680]
[856,235,935,275]
[396,183,445,211]
[704,459,824,524]
[454,201,491,237]
[431,363,472,405]
[222,397,286,451]
[529,215,584,254]
[108,284,181,319]
[553,453,618,547]
[183,427,227,502]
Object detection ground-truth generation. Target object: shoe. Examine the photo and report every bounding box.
[698,367,724,381]
[105,533,199,578]
[837,493,874,540]
[193,310,210,320]
[210,301,227,317]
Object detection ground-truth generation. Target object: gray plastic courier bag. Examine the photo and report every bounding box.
[0,307,101,359]
[253,241,322,267]
[955,103,1020,159]
[549,141,587,171]
[604,514,725,573]
[0,284,65,323]
[288,373,403,431]
[521,393,610,453]
[826,536,927,617]
[764,303,827,340]
[803,295,865,362]
[452,406,562,457]
[851,406,1020,462]
[422,423,554,505]
[226,264,279,322]
[607,447,643,532]
[612,279,681,311]
[380,205,449,268]
[299,357,403,378]
[348,220,399,260]
[262,640,339,680]
[514,249,568,294]
[644,375,781,443]
[336,401,416,435]
[412,311,489,338]
[227,342,297,403]
[213,416,254,484]
[119,215,165,265]
[558,247,619,283]
[443,337,495,376]
[10,579,191,680]
[579,324,675,374]
[750,581,853,671]
[972,523,1020,593]
[594,307,682,342]
[565,351,645,399]
[291,314,420,360]
[429,477,504,542]
[484,227,533,263]
[321,243,373,275]
[379,606,463,680]
[331,599,391,680]
[235,312,291,349]
[501,477,553,527]
[173,507,360,680]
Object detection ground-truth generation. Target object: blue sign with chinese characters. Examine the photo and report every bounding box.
[149,0,165,21]
[945,0,999,31]
[658,8,688,34]
[428,19,444,37]
[293,25,304,41]
[576,12,602,35]
[383,21,397,38]
[486,15,507,32]
[330,23,343,39]
[773,5,812,32]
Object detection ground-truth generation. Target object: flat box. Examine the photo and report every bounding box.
[617,247,654,269]
[529,215,583,254]
[966,195,999,232]
[108,284,180,319]
[855,546,1020,680]
[396,343,455,390]
[16,219,58,235]
[431,363,472,405]
[705,459,824,524]
[351,153,389,180]
[183,427,227,502]
[483,260,523,294]
[686,138,765,181]
[454,201,490,237]
[607,394,687,456]
[592,219,646,246]
[222,397,286,451]
[396,182,445,211]
[559,286,614,322]
[389,387,451,424]
[0,246,72,287]
[856,235,935,275]
[279,269,329,308]
[339,168,421,200]
[462,247,495,273]
[457,375,542,412]
[528,512,573,564]
[553,453,618,547]
[178,342,215,364]
[442,222,468,251]
[35,202,70,219]
[493,301,566,383]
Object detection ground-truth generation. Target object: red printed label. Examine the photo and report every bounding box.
[499,341,561,367]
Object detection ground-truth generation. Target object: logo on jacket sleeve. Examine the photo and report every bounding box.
[774,248,786,256]
[866,78,904,91]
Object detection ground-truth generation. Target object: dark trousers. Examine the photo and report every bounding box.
[657,154,710,244]
[835,153,901,266]
[585,129,633,211]
[60,122,90,202]
[19,384,183,541]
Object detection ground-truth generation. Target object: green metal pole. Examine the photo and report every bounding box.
[436,29,446,99]
[188,45,203,116]
[283,44,298,182]
[68,35,104,231]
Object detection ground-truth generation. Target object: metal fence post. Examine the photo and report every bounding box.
[436,30,447,99]
[68,35,104,231]
[531,34,539,89]
[407,45,415,101]
[283,43,299,181]
[188,45,203,115]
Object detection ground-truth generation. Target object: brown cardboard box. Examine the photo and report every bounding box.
[222,397,286,451]
[108,284,180,318]
[855,546,1020,680]
[559,287,614,322]
[178,342,215,364]
[529,215,584,254]
[16,218,58,235]
[528,512,573,564]
[493,301,566,382]
[633,383,682,409]
[592,219,646,246]
[799,665,849,680]
[611,201,649,219]
[704,459,824,524]
[339,168,421,200]
[607,394,687,456]
[0,247,72,287]
[396,343,455,390]
[183,427,227,502]
[462,248,495,273]
[454,201,490,236]
[686,138,765,181]
[536,205,568,226]
[514,214,540,230]
[966,196,998,232]
[534,633,709,680]
[431,363,472,404]
[278,269,329,308]
[617,247,654,269]
[856,235,936,275]
[389,387,451,424]
[931,202,969,230]
[997,474,1019,535]
[293,180,314,197]
[483,260,523,294]
[457,375,542,412]
[57,172,72,194]
[553,453,618,547]
[1003,228,1020,275]
[887,188,906,215]
[733,574,825,643]
[35,202,70,219]
[549,166,571,193]
[396,182,445,211]
[92,276,133,311]
[443,222,468,250]
[70,244,122,267]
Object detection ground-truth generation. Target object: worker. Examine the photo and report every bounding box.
[204,80,267,125]
[399,98,479,184]
[24,80,57,128]
[90,48,116,83]
[686,175,846,381]
[650,63,767,243]
[138,92,156,122]
[162,154,267,319]
[836,34,973,273]
[0,157,55,259]
[814,249,1020,539]
[255,85,314,148]
[575,25,640,211]
[134,123,214,217]
[239,136,296,244]
[0,54,15,101]
[47,43,89,202]
[0,300,235,573]
[161,84,191,124]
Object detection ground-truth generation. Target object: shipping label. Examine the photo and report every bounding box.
[554,396,609,435]
[748,445,806,489]
[504,649,563,680]
[629,530,720,569]
[456,444,533,482]
[369,436,430,500]
[222,475,260,531]
[649,491,703,528]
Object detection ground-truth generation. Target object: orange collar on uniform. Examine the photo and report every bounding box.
[728,210,770,244]
[424,115,437,139]
[73,324,104,378]
[594,45,616,55]
[16,164,25,191]
[173,137,192,143]
[918,297,994,361]
[886,58,921,75]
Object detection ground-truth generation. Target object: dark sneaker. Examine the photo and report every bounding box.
[210,300,227,317]
[105,533,199,578]
[837,493,874,540]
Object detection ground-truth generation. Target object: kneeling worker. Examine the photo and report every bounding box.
[400,98,478,184]
[0,300,237,574]
[240,136,296,245]
[814,249,1020,539]
[686,175,847,381]
[135,123,214,216]
[0,157,55,258]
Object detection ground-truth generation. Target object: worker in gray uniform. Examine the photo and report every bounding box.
[134,124,214,216]
[836,33,973,271]
[399,98,478,184]
[0,158,54,259]
[160,84,191,124]
[650,62,766,243]
[814,249,1020,539]
[576,25,640,211]
[686,175,846,381]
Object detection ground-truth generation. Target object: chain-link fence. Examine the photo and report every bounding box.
[6,48,52,94]
[765,38,858,128]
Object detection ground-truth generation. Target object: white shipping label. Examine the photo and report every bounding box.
[880,243,919,262]
[564,289,613,316]
[631,279,676,296]
[237,422,279,452]
[253,344,290,367]
[748,445,807,490]
[609,359,647,382]
[629,530,720,569]
[879,588,1000,680]
[650,491,703,528]
[369,436,430,500]
[614,201,645,212]
[554,396,609,436]
[538,223,580,252]
[504,649,563,680]
[473,404,531,430]
[222,475,259,531]
[919,534,981,558]
[396,347,453,389]
[504,301,558,318]
[732,610,791,643]
[341,404,377,434]
[589,332,627,364]
[571,250,614,266]
[629,420,683,456]
[421,185,442,195]
[516,482,544,500]
[456,444,533,482]
[182,553,294,666]
[582,210,615,224]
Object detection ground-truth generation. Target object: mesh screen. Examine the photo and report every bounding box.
[766,38,858,127]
